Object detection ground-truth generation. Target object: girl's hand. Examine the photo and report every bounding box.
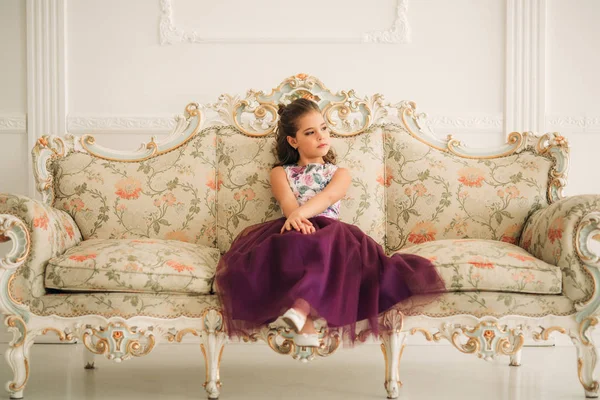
[300,222,316,235]
[288,221,315,235]
[281,210,314,234]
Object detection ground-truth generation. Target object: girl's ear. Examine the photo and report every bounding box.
[286,136,297,149]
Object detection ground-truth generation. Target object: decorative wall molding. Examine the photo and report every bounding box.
[425,114,503,131]
[66,113,501,135]
[26,0,67,197]
[0,115,27,134]
[159,0,411,45]
[546,116,600,133]
[67,115,178,134]
[505,0,546,133]
[363,0,410,44]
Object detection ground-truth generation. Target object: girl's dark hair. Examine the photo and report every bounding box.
[273,98,337,167]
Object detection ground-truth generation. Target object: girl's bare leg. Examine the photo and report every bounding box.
[290,298,317,334]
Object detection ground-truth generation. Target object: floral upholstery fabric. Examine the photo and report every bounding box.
[51,127,218,247]
[396,239,561,295]
[24,292,220,319]
[45,239,219,295]
[0,194,82,306]
[4,122,591,321]
[394,292,575,318]
[383,124,552,252]
[216,125,385,253]
[19,291,574,320]
[520,194,600,304]
[334,126,385,245]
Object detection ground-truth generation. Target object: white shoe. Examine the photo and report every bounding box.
[293,332,320,347]
[282,308,307,333]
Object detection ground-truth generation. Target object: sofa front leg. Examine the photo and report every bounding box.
[509,350,522,366]
[200,332,226,399]
[83,346,96,369]
[379,331,407,399]
[571,317,600,398]
[509,335,522,366]
[199,309,227,399]
[4,316,35,399]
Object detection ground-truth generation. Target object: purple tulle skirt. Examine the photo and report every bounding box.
[214,216,446,346]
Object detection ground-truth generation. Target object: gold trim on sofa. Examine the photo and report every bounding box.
[80,103,203,162]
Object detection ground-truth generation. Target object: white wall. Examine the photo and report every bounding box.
[546,0,600,197]
[0,0,28,196]
[0,0,599,344]
[66,0,506,149]
[0,0,27,343]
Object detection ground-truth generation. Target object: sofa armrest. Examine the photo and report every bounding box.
[520,194,600,319]
[0,193,82,319]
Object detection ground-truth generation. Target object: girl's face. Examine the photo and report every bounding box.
[287,111,331,164]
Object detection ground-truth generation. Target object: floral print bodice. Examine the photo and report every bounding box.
[283,163,341,220]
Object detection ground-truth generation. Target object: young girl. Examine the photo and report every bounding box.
[214,98,446,347]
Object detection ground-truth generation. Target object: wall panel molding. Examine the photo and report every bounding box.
[67,115,177,134]
[505,0,546,134]
[26,0,67,197]
[66,113,501,135]
[546,115,600,133]
[0,114,27,134]
[425,114,503,131]
[159,0,411,45]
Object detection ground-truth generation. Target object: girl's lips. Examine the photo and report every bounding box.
[318,144,329,148]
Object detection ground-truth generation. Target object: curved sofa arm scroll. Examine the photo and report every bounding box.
[520,195,600,321]
[0,193,82,320]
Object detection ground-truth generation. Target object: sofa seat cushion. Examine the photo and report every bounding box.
[394,239,562,295]
[394,292,574,319]
[21,291,574,321]
[45,239,220,295]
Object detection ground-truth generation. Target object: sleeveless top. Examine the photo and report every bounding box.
[283,163,341,220]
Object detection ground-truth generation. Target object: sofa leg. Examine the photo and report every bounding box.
[199,309,228,399]
[199,331,226,399]
[570,317,600,398]
[380,331,408,399]
[4,316,35,399]
[509,335,522,366]
[83,345,96,369]
[509,349,522,366]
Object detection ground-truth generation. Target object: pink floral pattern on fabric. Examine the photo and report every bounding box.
[0,193,82,304]
[3,122,587,320]
[283,163,341,219]
[395,239,562,295]
[520,195,600,304]
[46,238,219,295]
[51,126,218,248]
[383,124,553,253]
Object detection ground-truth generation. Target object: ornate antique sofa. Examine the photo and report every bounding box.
[2,74,600,399]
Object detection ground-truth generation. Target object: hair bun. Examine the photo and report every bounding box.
[277,103,287,116]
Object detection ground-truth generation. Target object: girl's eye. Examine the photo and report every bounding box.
[305,131,313,135]
[321,126,327,131]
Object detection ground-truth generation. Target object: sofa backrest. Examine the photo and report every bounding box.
[215,124,385,253]
[41,108,218,248]
[33,74,569,255]
[383,123,558,253]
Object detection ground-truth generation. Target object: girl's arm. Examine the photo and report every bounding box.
[295,168,351,218]
[270,166,300,218]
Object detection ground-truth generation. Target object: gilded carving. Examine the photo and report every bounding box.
[82,321,155,362]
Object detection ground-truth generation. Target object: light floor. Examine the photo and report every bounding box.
[0,342,593,399]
